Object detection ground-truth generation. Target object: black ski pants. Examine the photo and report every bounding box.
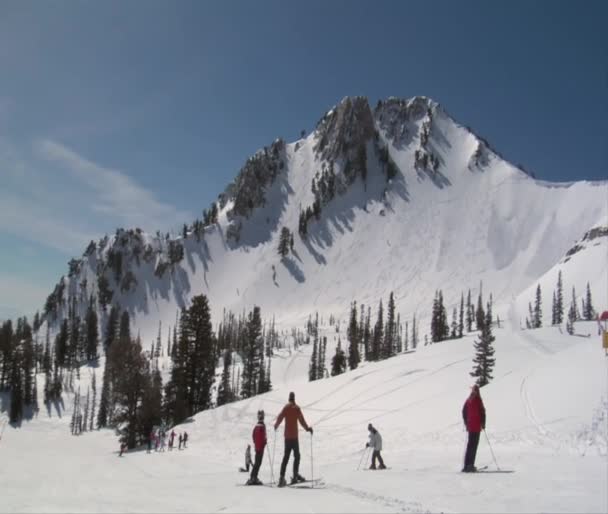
[371,450,385,468]
[464,431,480,468]
[279,438,300,478]
[250,449,264,479]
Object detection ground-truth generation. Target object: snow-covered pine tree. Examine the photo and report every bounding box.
[556,271,564,324]
[459,293,464,338]
[241,306,262,399]
[155,321,162,359]
[330,338,347,376]
[475,284,484,331]
[451,307,458,339]
[470,308,495,387]
[466,289,473,332]
[309,335,318,382]
[102,305,118,354]
[372,300,384,361]
[534,284,542,328]
[347,301,360,370]
[217,349,233,406]
[278,227,291,258]
[363,306,372,360]
[584,282,595,320]
[385,293,396,358]
[85,295,99,361]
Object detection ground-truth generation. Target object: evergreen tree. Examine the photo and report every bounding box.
[217,349,233,406]
[556,271,564,324]
[347,301,360,370]
[185,295,216,414]
[104,305,119,352]
[111,335,149,448]
[533,284,542,328]
[450,307,458,339]
[309,334,318,382]
[278,227,291,258]
[97,357,111,428]
[475,284,484,331]
[140,367,163,444]
[551,291,557,326]
[85,295,99,361]
[584,282,594,320]
[458,293,464,338]
[412,314,418,349]
[330,338,347,376]
[385,293,396,358]
[371,300,383,361]
[363,307,372,360]
[465,289,473,332]
[241,306,262,399]
[470,308,496,387]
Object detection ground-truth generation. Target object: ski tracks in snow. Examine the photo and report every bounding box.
[324,482,433,513]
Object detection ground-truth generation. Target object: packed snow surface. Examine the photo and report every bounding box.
[1,316,607,513]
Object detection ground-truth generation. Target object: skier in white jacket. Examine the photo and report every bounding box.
[366,423,386,469]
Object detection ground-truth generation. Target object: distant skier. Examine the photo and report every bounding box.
[178,433,183,450]
[169,430,176,451]
[119,442,127,457]
[366,424,386,470]
[246,410,267,485]
[241,444,253,472]
[183,431,188,448]
[160,430,166,452]
[462,384,486,472]
[274,391,313,487]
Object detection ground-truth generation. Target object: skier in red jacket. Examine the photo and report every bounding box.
[462,384,486,472]
[246,410,267,485]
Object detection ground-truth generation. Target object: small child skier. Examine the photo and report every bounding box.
[245,444,253,472]
[246,410,267,485]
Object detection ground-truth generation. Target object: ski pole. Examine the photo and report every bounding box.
[483,429,500,470]
[357,446,368,471]
[270,430,277,483]
[266,441,275,485]
[310,431,314,488]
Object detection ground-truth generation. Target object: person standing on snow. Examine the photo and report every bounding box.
[274,391,313,487]
[183,431,188,448]
[366,424,386,469]
[178,433,183,450]
[169,430,176,451]
[462,384,486,472]
[247,410,267,485]
[245,444,253,472]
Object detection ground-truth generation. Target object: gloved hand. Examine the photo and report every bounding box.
[307,427,313,435]
[366,443,370,448]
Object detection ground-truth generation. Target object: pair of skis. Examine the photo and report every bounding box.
[238,478,325,489]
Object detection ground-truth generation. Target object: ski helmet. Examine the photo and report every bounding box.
[257,409,265,421]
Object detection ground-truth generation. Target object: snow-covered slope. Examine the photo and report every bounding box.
[1,313,606,513]
[40,96,608,346]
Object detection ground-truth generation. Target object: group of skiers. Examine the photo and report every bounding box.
[241,384,487,485]
[146,428,188,453]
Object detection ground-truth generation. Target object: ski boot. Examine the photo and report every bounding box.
[278,476,287,488]
[291,474,306,485]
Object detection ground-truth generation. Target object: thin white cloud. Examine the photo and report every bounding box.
[36,139,191,232]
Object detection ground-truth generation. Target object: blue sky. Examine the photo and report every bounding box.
[1,0,606,320]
